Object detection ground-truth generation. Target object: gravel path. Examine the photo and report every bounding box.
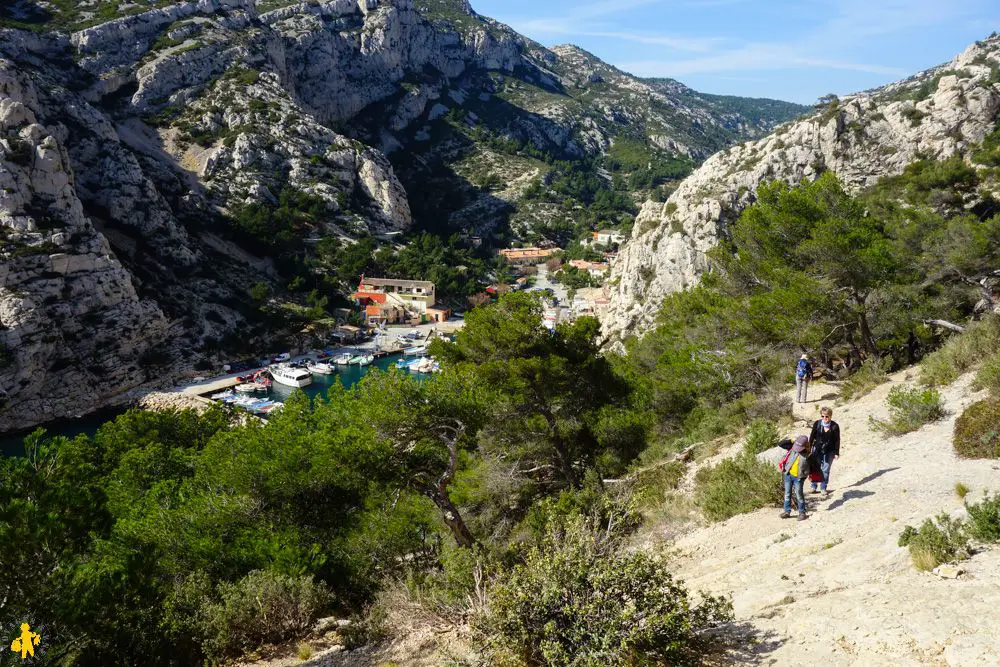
[665,371,1000,666]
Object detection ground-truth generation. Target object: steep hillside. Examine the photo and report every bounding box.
[0,0,804,430]
[604,34,1000,343]
[654,370,1000,665]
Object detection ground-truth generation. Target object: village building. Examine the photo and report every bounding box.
[568,259,611,278]
[352,277,450,326]
[498,247,557,265]
[583,230,626,247]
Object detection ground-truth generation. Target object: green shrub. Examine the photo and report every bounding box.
[953,399,1000,459]
[840,358,890,401]
[745,389,792,424]
[633,461,685,508]
[965,493,1000,543]
[694,452,782,522]
[898,514,970,571]
[920,316,1000,386]
[973,351,1000,396]
[870,385,945,435]
[955,482,970,499]
[176,570,331,660]
[478,515,733,666]
[743,418,780,456]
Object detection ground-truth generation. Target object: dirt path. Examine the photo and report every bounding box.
[664,371,1000,665]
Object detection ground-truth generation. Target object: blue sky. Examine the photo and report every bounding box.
[470,0,998,104]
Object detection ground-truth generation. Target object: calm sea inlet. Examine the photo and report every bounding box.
[1,354,418,457]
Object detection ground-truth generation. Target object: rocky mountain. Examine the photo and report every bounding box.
[603,35,1000,344]
[0,0,805,430]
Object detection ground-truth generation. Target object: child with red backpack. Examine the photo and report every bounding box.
[778,435,811,520]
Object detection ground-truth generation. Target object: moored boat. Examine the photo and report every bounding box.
[269,364,313,388]
[307,361,336,375]
[236,382,268,393]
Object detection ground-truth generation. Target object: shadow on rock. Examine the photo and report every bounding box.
[703,620,782,665]
[828,489,875,511]
[849,467,900,488]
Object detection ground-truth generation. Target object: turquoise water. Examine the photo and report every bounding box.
[264,354,422,403]
[1,407,127,457]
[1,354,422,457]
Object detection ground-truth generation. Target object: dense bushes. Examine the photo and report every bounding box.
[694,452,782,522]
[479,515,732,666]
[920,316,1000,387]
[953,399,1000,458]
[965,493,1000,542]
[898,514,970,571]
[899,494,1000,570]
[870,385,946,435]
[743,418,780,456]
[172,570,331,660]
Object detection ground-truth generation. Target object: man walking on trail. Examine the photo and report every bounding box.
[795,354,813,403]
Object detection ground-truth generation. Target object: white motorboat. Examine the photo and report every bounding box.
[307,361,336,375]
[355,354,374,366]
[236,382,268,393]
[409,357,433,373]
[333,353,354,365]
[269,364,313,388]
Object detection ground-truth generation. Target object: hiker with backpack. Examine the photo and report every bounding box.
[779,435,811,520]
[795,354,813,403]
[809,406,841,495]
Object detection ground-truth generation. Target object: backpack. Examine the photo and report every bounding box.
[796,359,811,378]
[779,451,809,479]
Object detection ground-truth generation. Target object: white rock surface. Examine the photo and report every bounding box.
[0,60,169,430]
[604,36,1000,343]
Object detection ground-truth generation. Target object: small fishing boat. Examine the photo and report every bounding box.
[395,357,418,370]
[403,345,426,356]
[354,354,374,366]
[236,382,268,393]
[307,361,336,375]
[333,352,354,365]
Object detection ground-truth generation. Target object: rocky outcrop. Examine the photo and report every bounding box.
[0,60,169,430]
[604,36,1000,343]
[0,0,807,430]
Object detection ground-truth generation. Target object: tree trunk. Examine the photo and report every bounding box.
[845,328,863,368]
[921,319,965,333]
[535,398,580,488]
[425,487,476,548]
[854,295,879,358]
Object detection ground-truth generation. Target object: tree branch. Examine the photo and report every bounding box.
[921,319,965,333]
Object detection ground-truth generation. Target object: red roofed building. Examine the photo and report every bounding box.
[352,276,448,325]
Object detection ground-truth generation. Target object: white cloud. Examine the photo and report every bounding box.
[496,0,990,89]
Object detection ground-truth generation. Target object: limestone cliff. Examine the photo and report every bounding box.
[0,0,804,430]
[604,36,1000,343]
[0,58,169,428]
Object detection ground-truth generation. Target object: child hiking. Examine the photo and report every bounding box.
[779,435,811,520]
[795,354,813,403]
[809,406,840,495]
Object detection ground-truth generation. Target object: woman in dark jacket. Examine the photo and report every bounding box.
[808,406,840,495]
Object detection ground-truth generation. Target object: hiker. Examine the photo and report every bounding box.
[795,354,813,403]
[779,435,811,520]
[809,406,841,495]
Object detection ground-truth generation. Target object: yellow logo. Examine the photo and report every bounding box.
[10,623,41,660]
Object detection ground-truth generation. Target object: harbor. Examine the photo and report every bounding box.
[181,322,454,418]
